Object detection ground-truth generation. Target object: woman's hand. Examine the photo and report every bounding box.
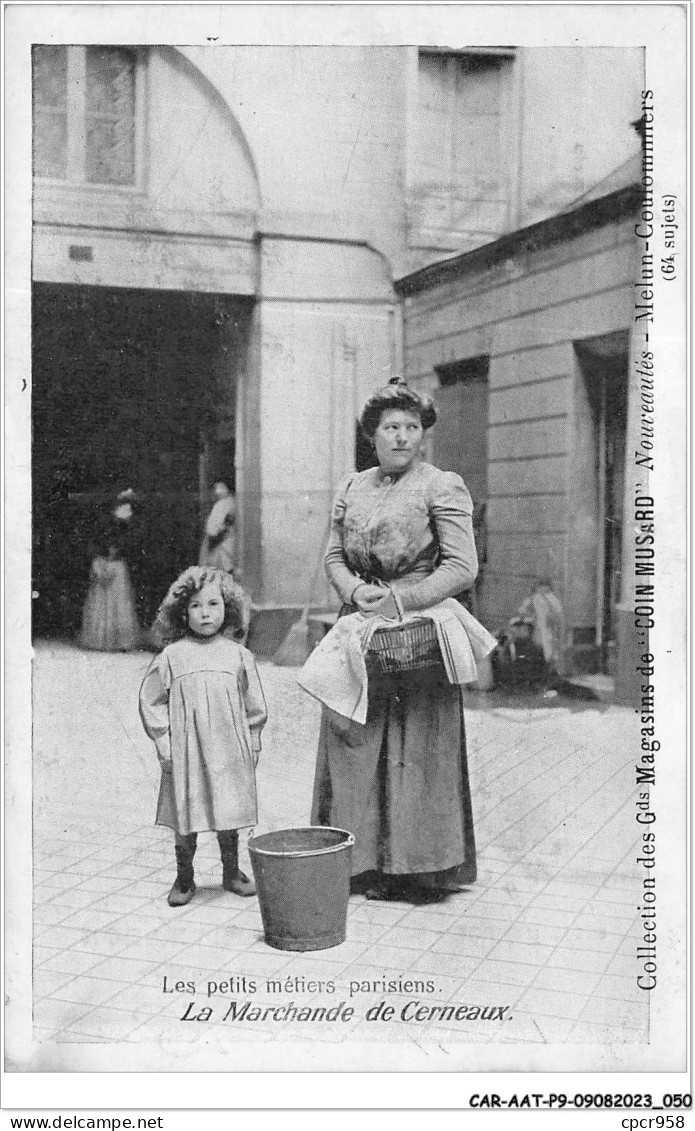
[352,583,395,616]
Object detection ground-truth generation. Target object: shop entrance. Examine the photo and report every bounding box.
[573,331,628,673]
[32,282,253,637]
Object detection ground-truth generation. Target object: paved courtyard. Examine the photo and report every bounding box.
[28,640,649,1060]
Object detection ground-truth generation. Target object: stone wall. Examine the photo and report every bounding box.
[31,44,645,610]
[401,208,639,647]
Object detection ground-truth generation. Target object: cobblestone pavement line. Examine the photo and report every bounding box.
[30,642,647,1048]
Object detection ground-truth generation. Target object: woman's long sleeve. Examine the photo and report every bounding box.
[240,647,268,754]
[397,472,478,611]
[138,653,172,764]
[324,475,362,603]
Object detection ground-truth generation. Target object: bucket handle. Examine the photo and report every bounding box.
[249,829,355,859]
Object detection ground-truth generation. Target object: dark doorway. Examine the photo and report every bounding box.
[432,355,489,616]
[32,283,253,638]
[574,332,628,673]
[432,355,489,504]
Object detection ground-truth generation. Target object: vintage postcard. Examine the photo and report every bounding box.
[3,0,689,1112]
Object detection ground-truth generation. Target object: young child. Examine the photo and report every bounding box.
[139,567,267,907]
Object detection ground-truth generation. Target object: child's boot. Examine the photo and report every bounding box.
[217,830,256,896]
[168,833,197,907]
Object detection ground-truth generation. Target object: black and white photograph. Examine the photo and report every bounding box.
[3,0,689,1111]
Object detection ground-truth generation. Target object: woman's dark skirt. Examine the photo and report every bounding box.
[311,665,476,885]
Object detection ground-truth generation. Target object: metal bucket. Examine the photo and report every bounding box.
[248,826,354,952]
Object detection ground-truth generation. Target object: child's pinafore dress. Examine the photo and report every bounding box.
[139,635,267,836]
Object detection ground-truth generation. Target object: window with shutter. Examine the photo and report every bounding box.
[410,48,515,248]
[32,45,141,188]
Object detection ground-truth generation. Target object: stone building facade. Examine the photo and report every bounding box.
[397,186,643,693]
[30,43,643,630]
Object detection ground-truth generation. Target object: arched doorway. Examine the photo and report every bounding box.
[32,284,253,635]
[31,46,261,637]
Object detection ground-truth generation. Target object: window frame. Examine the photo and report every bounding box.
[406,45,520,251]
[32,44,147,193]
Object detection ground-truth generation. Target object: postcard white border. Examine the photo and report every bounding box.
[3,0,690,1111]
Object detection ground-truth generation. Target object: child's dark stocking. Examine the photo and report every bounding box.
[168,832,198,907]
[217,830,256,896]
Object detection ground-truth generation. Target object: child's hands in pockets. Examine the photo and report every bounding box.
[252,735,261,768]
[155,735,173,772]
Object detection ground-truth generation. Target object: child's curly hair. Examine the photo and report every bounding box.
[150,567,251,650]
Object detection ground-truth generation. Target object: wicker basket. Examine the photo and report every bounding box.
[367,617,442,674]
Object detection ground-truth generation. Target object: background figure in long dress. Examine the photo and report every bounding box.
[199,482,236,575]
[78,539,142,652]
[111,487,149,620]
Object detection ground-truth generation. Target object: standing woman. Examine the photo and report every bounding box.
[311,377,479,902]
[111,487,147,621]
[78,487,143,652]
[78,535,142,652]
[199,482,237,575]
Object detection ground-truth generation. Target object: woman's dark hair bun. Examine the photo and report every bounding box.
[359,375,437,438]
